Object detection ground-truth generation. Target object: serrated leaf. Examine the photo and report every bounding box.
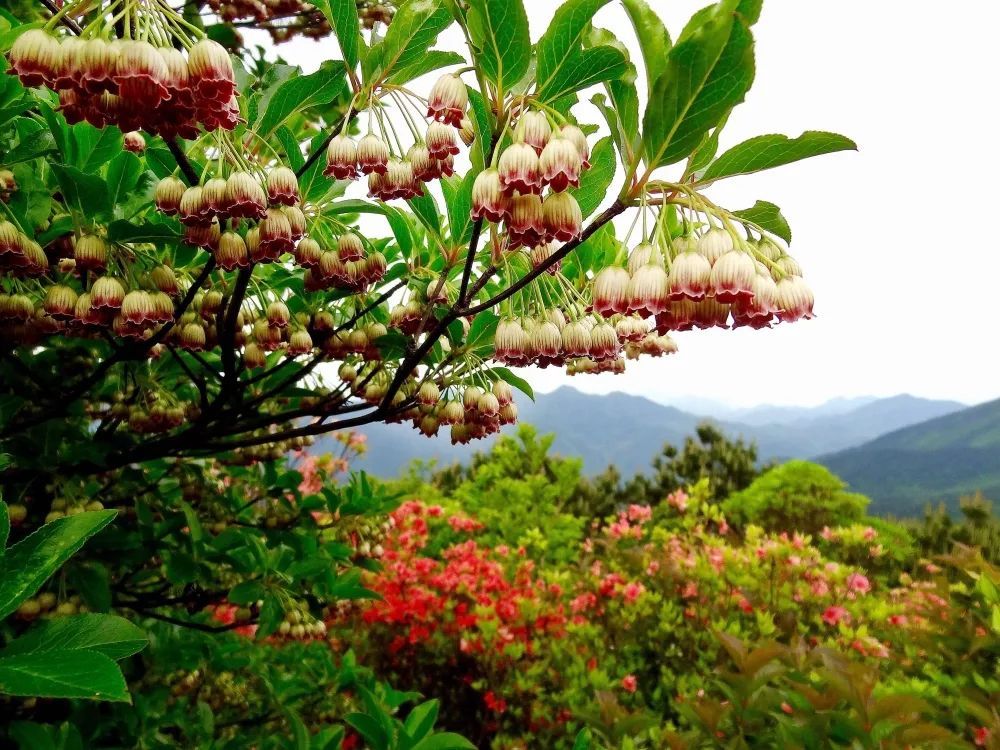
[466,0,530,96]
[701,130,857,182]
[0,510,116,620]
[0,614,147,661]
[255,62,349,138]
[72,124,123,173]
[642,5,755,168]
[105,151,142,208]
[386,50,464,85]
[575,136,615,218]
[4,126,56,165]
[315,0,363,69]
[370,0,453,84]
[51,163,112,220]
[0,650,129,702]
[621,0,671,93]
[733,200,791,244]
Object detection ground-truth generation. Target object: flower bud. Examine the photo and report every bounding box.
[627,242,656,274]
[507,194,545,249]
[244,342,266,369]
[515,111,551,154]
[338,232,364,262]
[180,322,207,351]
[498,143,541,195]
[357,134,389,175]
[697,228,734,265]
[471,168,510,223]
[542,192,582,242]
[287,329,313,355]
[294,237,322,269]
[155,176,186,215]
[459,116,476,146]
[628,263,670,315]
[9,29,60,88]
[282,205,307,241]
[540,136,582,192]
[774,275,815,322]
[426,73,468,127]
[266,166,300,206]
[258,207,294,260]
[123,131,146,153]
[225,171,267,220]
[114,40,169,106]
[74,234,109,271]
[592,266,631,316]
[775,255,803,277]
[216,231,249,271]
[90,276,127,310]
[709,250,756,303]
[589,322,621,360]
[426,121,460,161]
[150,265,180,296]
[187,39,236,102]
[668,251,712,301]
[267,299,291,328]
[44,284,77,320]
[559,124,591,169]
[324,135,358,180]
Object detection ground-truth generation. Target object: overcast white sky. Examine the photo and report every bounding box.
[254,1,1000,408]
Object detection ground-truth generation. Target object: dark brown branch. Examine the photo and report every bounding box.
[39,0,82,33]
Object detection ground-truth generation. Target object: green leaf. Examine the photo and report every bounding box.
[491,367,534,402]
[71,124,123,173]
[442,170,476,244]
[105,151,143,208]
[621,0,671,93]
[0,650,129,702]
[733,200,791,244]
[0,614,147,661]
[0,501,9,557]
[642,5,755,168]
[406,191,442,236]
[465,0,531,96]
[4,126,56,165]
[370,0,453,84]
[345,713,389,750]
[0,510,116,620]
[573,728,593,750]
[386,50,464,85]
[315,0,363,69]
[255,62,349,138]
[700,130,857,182]
[574,136,615,218]
[404,699,440,742]
[535,0,627,103]
[687,108,731,173]
[228,580,265,605]
[50,163,112,220]
[275,126,305,171]
[66,562,112,612]
[411,733,476,750]
[107,219,181,244]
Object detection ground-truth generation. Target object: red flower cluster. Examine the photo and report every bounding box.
[8,31,238,137]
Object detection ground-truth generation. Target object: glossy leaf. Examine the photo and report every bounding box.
[734,200,792,244]
[411,733,476,750]
[0,614,147,661]
[535,0,627,103]
[621,0,671,92]
[370,0,454,84]
[642,6,755,168]
[386,50,464,85]
[50,164,112,220]
[255,62,349,137]
[465,0,531,96]
[0,650,129,702]
[575,136,616,218]
[316,0,363,69]
[492,367,534,402]
[0,511,116,620]
[701,131,857,182]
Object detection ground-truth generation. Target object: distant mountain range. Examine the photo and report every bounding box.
[327,387,968,486]
[820,398,1000,516]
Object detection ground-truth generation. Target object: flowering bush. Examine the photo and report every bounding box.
[327,472,1000,748]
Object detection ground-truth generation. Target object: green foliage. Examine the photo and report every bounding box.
[701,130,858,182]
[723,460,869,534]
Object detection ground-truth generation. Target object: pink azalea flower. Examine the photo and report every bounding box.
[621,674,638,693]
[822,605,850,626]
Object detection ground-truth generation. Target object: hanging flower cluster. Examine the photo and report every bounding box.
[8,14,238,138]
